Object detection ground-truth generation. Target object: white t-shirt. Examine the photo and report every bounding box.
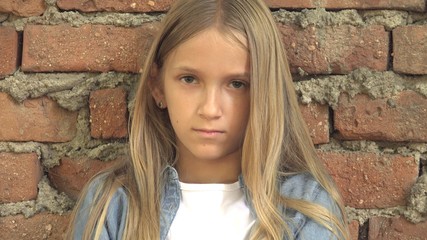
[166,181,256,240]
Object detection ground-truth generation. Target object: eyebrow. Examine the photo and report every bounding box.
[173,66,250,80]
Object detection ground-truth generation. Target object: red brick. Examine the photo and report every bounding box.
[0,27,19,78]
[57,0,173,13]
[48,157,118,200]
[369,216,427,240]
[266,0,425,11]
[335,91,427,142]
[318,151,418,208]
[22,24,156,73]
[393,26,427,75]
[0,0,45,17]
[89,88,128,139]
[0,93,78,142]
[279,25,388,74]
[0,152,41,203]
[0,213,70,239]
[299,103,329,144]
[349,220,359,240]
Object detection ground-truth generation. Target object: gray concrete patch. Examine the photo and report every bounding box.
[346,206,405,224]
[47,72,138,111]
[0,13,9,23]
[405,174,427,223]
[361,10,409,31]
[273,8,415,30]
[294,68,427,108]
[273,9,365,28]
[0,71,138,111]
[46,108,128,168]
[2,3,162,31]
[0,176,74,218]
[0,72,88,103]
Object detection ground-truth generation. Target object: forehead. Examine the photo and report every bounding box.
[163,28,250,74]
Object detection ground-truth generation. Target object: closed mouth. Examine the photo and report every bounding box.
[193,128,225,134]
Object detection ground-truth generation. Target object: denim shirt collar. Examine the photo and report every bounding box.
[160,166,181,240]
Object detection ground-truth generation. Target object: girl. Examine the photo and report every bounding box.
[67,0,349,239]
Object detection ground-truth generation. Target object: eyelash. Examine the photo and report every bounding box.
[179,76,249,89]
[180,76,197,84]
[229,80,247,89]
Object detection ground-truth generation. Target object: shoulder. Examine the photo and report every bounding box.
[79,174,129,215]
[279,173,342,239]
[280,173,331,205]
[73,174,128,240]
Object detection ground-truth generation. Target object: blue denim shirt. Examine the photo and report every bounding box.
[74,166,341,239]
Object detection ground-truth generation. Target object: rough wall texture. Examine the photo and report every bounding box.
[1,0,427,239]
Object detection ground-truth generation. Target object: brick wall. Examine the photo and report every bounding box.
[1,0,426,239]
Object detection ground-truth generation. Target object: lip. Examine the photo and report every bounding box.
[193,128,225,136]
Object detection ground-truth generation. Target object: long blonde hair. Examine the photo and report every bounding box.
[67,0,349,239]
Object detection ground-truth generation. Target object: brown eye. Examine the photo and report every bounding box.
[180,76,196,84]
[230,80,247,89]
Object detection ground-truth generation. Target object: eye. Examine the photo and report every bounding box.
[229,80,247,89]
[180,76,197,84]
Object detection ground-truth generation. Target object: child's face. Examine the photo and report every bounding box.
[157,28,250,168]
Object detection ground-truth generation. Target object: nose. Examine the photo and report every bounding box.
[197,87,222,120]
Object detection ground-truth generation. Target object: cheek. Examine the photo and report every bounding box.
[167,107,181,125]
[167,109,182,138]
[165,96,189,132]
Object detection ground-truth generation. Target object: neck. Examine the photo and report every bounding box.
[176,153,242,184]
